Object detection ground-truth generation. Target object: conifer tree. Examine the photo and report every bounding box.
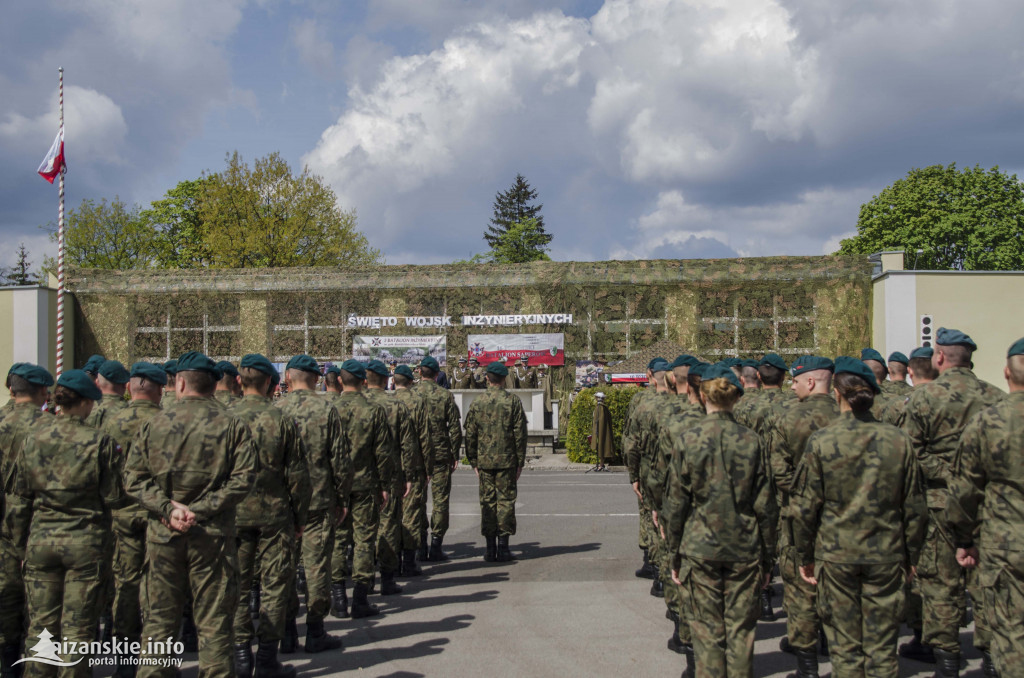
[484,174,550,248]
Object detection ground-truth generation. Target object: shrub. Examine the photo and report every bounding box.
[565,386,641,463]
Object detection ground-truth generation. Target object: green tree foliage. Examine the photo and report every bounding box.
[143,178,213,268]
[50,197,160,270]
[490,217,552,263]
[839,163,1024,270]
[484,173,550,248]
[2,245,41,286]
[565,386,637,464]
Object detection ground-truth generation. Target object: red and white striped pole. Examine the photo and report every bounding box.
[55,67,65,380]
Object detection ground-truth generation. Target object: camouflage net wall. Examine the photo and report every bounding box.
[68,255,872,422]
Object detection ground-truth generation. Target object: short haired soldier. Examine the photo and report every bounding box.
[159,360,178,409]
[86,359,129,428]
[885,351,912,397]
[392,365,433,569]
[323,365,354,620]
[214,361,241,406]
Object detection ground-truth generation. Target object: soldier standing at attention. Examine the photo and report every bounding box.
[85,360,129,428]
[947,337,1024,678]
[860,348,891,418]
[901,328,1004,677]
[885,352,912,397]
[464,362,527,562]
[81,354,105,381]
[790,357,927,678]
[11,370,124,678]
[469,358,487,389]
[160,360,178,409]
[415,356,462,562]
[101,363,166,678]
[510,358,530,389]
[881,347,936,428]
[277,355,347,652]
[229,354,313,676]
[214,361,241,406]
[536,364,555,428]
[323,365,354,619]
[0,364,53,677]
[624,359,667,580]
[768,356,839,673]
[590,392,615,472]
[451,358,472,389]
[392,364,432,571]
[663,365,777,678]
[732,361,764,429]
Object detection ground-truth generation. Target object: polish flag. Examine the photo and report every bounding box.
[37,131,66,183]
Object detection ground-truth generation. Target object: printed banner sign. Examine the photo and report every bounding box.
[467,333,564,366]
[610,373,648,384]
[353,335,448,366]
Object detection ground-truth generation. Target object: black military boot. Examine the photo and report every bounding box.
[759,587,775,621]
[330,582,349,619]
[402,549,423,576]
[381,570,403,596]
[667,619,685,655]
[634,548,655,579]
[98,615,113,645]
[249,584,261,620]
[253,641,296,678]
[113,654,136,678]
[649,565,664,598]
[416,534,428,561]
[350,582,380,618]
[303,618,343,653]
[981,650,1000,678]
[899,629,936,663]
[496,535,513,562]
[427,534,448,562]
[682,643,695,678]
[1,644,22,678]
[295,565,308,598]
[665,608,678,622]
[779,636,795,654]
[280,618,299,655]
[181,609,199,653]
[234,642,253,678]
[817,628,829,657]
[932,649,960,678]
[795,648,819,678]
[484,536,497,562]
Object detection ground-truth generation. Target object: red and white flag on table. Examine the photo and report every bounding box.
[37,130,65,183]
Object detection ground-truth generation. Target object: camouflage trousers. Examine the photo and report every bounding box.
[780,542,819,650]
[350,491,380,586]
[22,540,103,678]
[299,510,334,624]
[917,509,966,654]
[816,560,904,678]
[376,482,403,574]
[140,533,238,678]
[430,462,453,539]
[636,495,651,550]
[478,468,518,537]
[685,557,760,678]
[234,525,295,644]
[331,509,352,584]
[111,512,147,644]
[982,550,1024,678]
[654,528,687,642]
[402,474,428,550]
[0,538,24,647]
[966,566,989,651]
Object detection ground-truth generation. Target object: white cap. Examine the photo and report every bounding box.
[595,391,605,399]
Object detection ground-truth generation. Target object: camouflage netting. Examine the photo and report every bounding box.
[606,339,687,374]
[67,255,872,424]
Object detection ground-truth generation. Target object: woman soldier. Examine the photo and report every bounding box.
[663,364,778,678]
[790,357,928,678]
[10,370,124,677]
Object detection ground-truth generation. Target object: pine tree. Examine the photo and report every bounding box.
[3,244,37,286]
[484,174,550,248]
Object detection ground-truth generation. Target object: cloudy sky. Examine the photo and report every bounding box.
[3,0,1024,270]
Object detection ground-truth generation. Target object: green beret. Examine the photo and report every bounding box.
[82,354,105,374]
[215,361,239,379]
[98,360,130,385]
[7,362,26,376]
[130,362,168,386]
[11,363,54,387]
[486,361,509,377]
[240,354,278,379]
[340,359,366,380]
[887,352,909,365]
[419,356,440,372]
[670,354,699,369]
[57,369,102,401]
[759,353,788,371]
[1007,337,1024,358]
[163,360,178,376]
[689,363,709,379]
[650,359,670,374]
[722,357,742,368]
[177,351,222,379]
[740,359,759,369]
[790,356,834,377]
[702,364,744,394]
[909,346,934,360]
[325,364,341,376]
[647,357,667,370]
[394,365,415,380]
[286,354,319,375]
[366,360,390,377]
[834,356,881,394]
[936,327,977,351]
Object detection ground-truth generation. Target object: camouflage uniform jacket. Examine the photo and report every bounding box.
[744,388,787,442]
[159,391,177,410]
[214,390,239,407]
[229,394,311,530]
[365,388,418,485]
[732,390,764,430]
[663,412,777,564]
[394,387,434,476]
[333,391,394,495]
[11,414,124,549]
[650,400,705,510]
[464,387,527,470]
[0,403,50,541]
[622,388,655,483]
[880,386,918,427]
[882,380,912,398]
[791,411,927,567]
[768,393,839,508]
[85,392,127,429]
[947,391,1024,552]
[903,367,1005,509]
[102,400,162,519]
[125,395,256,543]
[625,390,671,486]
[278,389,348,514]
[413,379,463,468]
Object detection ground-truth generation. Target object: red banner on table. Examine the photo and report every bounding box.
[467,333,564,366]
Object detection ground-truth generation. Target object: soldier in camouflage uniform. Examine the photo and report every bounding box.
[277,355,347,651]
[332,360,394,617]
[101,362,166,678]
[790,357,928,678]
[731,361,763,429]
[663,365,777,678]
[124,351,257,678]
[901,328,1004,677]
[768,356,838,671]
[81,354,105,381]
[947,337,1024,678]
[11,370,123,678]
[415,356,462,562]
[392,364,432,573]
[323,365,354,618]
[0,364,53,678]
[884,351,912,398]
[229,354,313,675]
[159,360,177,409]
[364,360,414,589]
[880,347,936,427]
[85,360,128,428]
[214,361,241,407]
[464,362,527,562]
[451,358,473,389]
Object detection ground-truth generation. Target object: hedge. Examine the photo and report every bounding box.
[565,386,640,464]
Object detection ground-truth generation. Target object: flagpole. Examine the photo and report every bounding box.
[55,67,65,380]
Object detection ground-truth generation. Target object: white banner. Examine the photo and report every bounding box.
[352,335,447,365]
[467,333,565,366]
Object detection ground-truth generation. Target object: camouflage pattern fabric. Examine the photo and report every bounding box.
[394,387,432,549]
[213,390,238,407]
[365,389,415,574]
[349,492,380,586]
[623,387,655,551]
[731,389,763,430]
[413,379,461,539]
[233,526,295,644]
[881,379,912,398]
[158,391,176,410]
[464,387,527,537]
[685,556,761,678]
[301,510,334,619]
[330,508,353,584]
[477,468,518,537]
[84,392,126,429]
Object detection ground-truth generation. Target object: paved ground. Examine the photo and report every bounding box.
[172,467,985,677]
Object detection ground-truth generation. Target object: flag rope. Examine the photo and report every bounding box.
[56,67,65,381]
